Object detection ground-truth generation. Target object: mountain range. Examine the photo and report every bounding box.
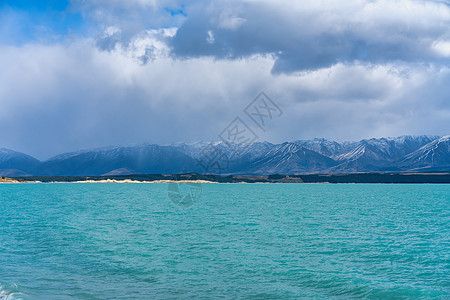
[1,135,449,176]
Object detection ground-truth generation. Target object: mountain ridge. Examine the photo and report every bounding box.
[1,135,448,176]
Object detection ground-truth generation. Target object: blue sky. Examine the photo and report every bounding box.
[0,0,85,44]
[1,0,450,159]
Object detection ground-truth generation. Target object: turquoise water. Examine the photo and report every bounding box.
[0,183,449,299]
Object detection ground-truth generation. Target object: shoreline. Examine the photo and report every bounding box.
[71,179,218,184]
[2,172,450,184]
[0,179,218,184]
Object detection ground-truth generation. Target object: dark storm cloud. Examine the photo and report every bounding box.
[170,0,450,72]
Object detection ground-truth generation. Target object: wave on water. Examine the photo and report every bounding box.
[0,286,9,300]
[0,284,24,300]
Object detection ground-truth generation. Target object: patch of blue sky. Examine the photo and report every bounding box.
[0,0,87,45]
[165,5,186,17]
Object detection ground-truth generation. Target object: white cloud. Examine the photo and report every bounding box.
[206,30,214,44]
[103,26,121,37]
[0,35,449,158]
[432,40,450,57]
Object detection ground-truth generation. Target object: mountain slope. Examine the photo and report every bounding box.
[398,136,450,171]
[294,138,350,157]
[329,136,438,172]
[241,142,338,174]
[0,148,40,176]
[36,144,201,176]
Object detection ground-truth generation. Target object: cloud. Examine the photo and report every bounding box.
[0,39,273,159]
[170,0,450,72]
[70,0,186,51]
[68,0,450,72]
[1,37,449,159]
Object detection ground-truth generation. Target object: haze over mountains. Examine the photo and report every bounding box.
[1,135,449,177]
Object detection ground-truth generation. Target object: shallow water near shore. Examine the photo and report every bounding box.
[0,183,449,299]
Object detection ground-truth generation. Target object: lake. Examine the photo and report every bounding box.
[1,183,449,299]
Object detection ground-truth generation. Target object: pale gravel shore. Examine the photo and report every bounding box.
[0,177,217,184]
[72,179,217,184]
[0,178,19,183]
[0,181,42,183]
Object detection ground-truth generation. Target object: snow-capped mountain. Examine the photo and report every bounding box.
[293,138,350,158]
[36,144,201,176]
[0,148,40,176]
[240,142,338,174]
[1,135,448,176]
[325,136,438,172]
[398,136,450,171]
